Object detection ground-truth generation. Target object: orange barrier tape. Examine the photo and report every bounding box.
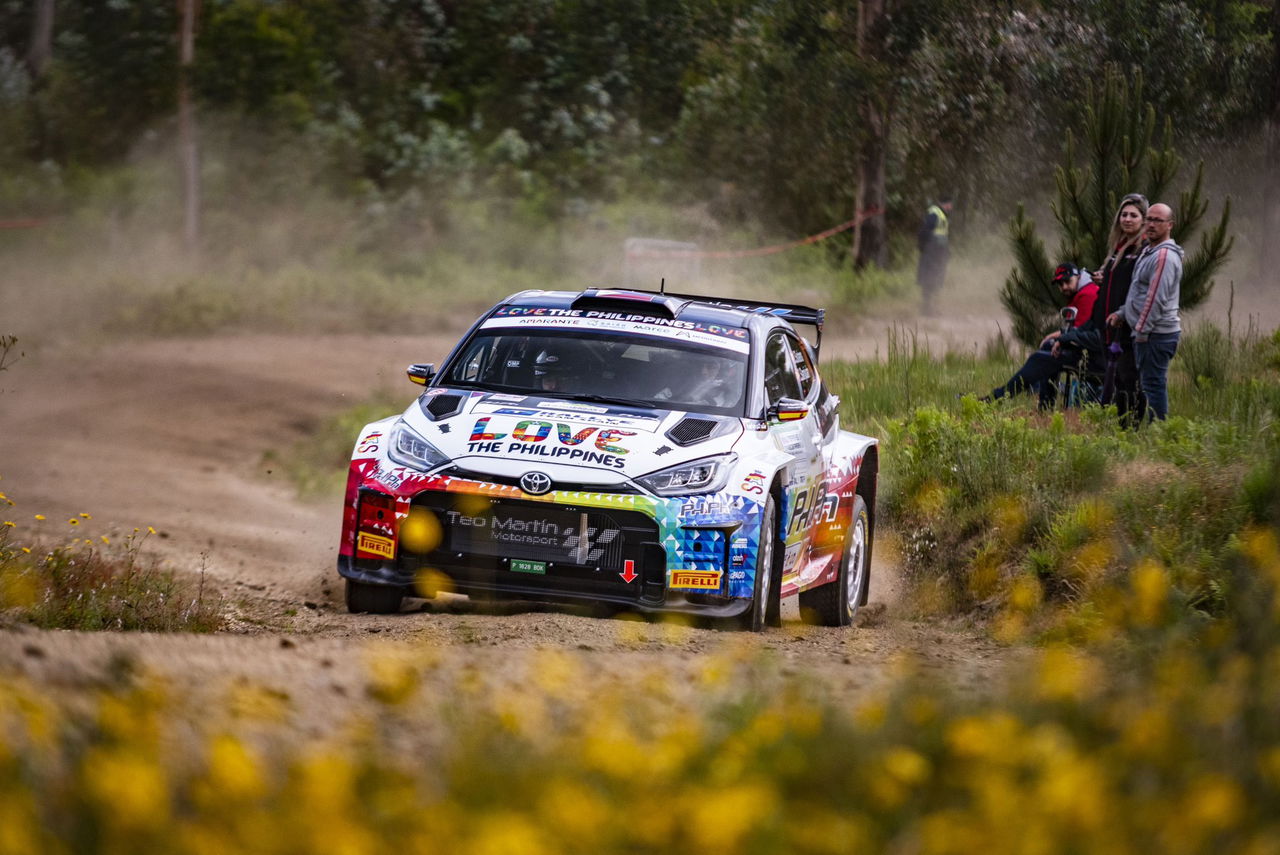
[625,207,884,260]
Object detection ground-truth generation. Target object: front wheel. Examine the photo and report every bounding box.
[345,579,405,614]
[738,496,782,632]
[800,495,869,626]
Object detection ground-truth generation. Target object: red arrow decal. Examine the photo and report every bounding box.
[620,560,638,583]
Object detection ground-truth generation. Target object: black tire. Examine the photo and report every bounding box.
[800,495,870,627]
[738,496,781,632]
[345,579,405,614]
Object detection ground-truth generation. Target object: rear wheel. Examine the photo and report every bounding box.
[738,497,781,632]
[345,579,405,614]
[800,495,869,626]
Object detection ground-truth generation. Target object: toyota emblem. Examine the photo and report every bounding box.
[519,471,553,495]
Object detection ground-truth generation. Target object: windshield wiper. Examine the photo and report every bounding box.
[446,381,516,394]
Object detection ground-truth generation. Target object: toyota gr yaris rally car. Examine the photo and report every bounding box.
[337,288,878,630]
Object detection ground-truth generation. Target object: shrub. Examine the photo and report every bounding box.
[0,522,223,632]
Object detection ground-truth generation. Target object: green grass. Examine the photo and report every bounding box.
[817,324,1280,641]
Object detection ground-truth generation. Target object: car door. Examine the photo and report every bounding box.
[763,331,823,584]
[782,334,846,584]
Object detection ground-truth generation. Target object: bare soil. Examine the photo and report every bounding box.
[0,330,1014,729]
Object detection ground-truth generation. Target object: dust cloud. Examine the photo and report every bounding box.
[1,117,1274,361]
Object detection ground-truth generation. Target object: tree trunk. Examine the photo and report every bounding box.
[1264,3,1280,272]
[850,170,865,266]
[853,0,889,270]
[178,0,201,252]
[26,0,55,78]
[856,107,889,269]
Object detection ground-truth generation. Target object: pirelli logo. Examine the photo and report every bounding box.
[668,569,723,590]
[357,532,396,560]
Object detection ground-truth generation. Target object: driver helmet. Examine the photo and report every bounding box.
[532,345,581,389]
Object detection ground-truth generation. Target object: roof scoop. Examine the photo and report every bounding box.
[570,289,688,318]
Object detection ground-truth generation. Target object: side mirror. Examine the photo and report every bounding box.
[406,363,436,386]
[767,397,810,423]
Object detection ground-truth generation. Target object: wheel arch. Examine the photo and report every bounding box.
[853,443,878,606]
[856,443,879,541]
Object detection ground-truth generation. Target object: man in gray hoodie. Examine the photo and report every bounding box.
[1107,202,1182,421]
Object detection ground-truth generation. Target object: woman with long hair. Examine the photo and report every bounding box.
[1093,193,1148,425]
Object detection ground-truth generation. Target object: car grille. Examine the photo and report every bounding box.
[404,492,664,601]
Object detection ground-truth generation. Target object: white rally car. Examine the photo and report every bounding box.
[337,288,879,630]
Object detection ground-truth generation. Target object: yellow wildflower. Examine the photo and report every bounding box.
[68,518,79,525]
[226,683,291,723]
[82,747,171,829]
[531,649,580,695]
[1034,646,1098,703]
[991,494,1028,543]
[684,781,775,852]
[1008,575,1043,612]
[946,713,1023,761]
[913,480,948,515]
[33,514,44,521]
[967,547,1001,599]
[1131,560,1169,626]
[1183,774,1244,831]
[537,779,608,844]
[468,812,549,855]
[79,512,91,519]
[884,746,931,785]
[365,655,420,706]
[399,506,442,554]
[204,734,266,801]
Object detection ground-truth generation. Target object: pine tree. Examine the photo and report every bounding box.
[1002,66,1233,347]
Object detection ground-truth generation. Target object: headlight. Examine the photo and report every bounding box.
[387,420,450,472]
[636,454,737,497]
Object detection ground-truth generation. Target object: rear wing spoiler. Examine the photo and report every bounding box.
[638,290,827,356]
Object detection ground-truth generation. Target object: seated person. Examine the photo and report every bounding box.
[983,263,1098,408]
[532,346,584,394]
[684,354,735,407]
[652,352,741,409]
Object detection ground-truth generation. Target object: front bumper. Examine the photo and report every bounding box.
[338,487,753,617]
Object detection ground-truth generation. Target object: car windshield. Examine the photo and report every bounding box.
[441,328,749,416]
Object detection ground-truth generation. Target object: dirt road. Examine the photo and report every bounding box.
[0,332,1012,727]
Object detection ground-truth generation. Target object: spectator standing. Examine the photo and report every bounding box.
[983,263,1098,408]
[917,196,953,316]
[1108,202,1182,421]
[1060,193,1148,425]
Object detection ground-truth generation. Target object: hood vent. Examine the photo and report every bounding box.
[421,393,465,421]
[666,416,719,447]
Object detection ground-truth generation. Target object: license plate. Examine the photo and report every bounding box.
[510,559,547,575]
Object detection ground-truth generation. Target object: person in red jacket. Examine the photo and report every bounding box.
[983,263,1099,408]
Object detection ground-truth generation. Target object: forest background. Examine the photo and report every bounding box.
[2,0,1278,342]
